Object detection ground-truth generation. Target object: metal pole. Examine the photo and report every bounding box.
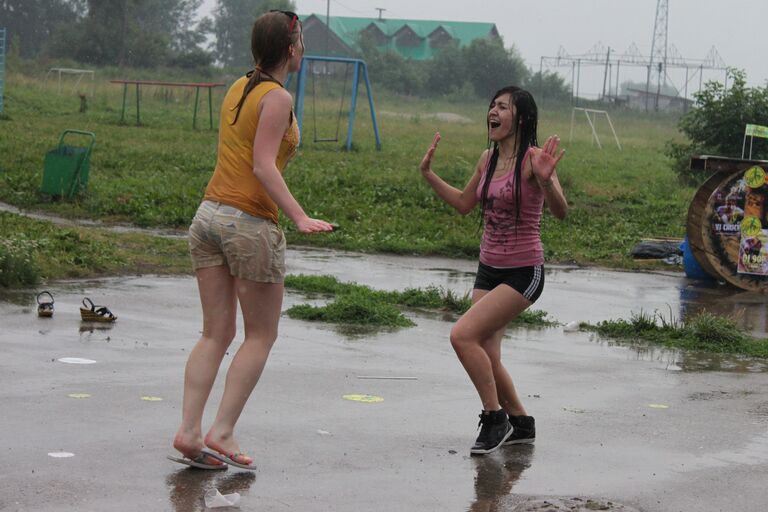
[193,86,200,129]
[120,83,127,123]
[684,67,689,113]
[295,59,307,145]
[362,62,381,150]
[208,87,214,130]
[325,0,330,56]
[539,56,544,103]
[345,62,360,150]
[601,46,611,100]
[135,83,140,125]
[575,59,581,107]
[571,61,575,105]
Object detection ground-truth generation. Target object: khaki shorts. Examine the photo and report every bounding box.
[189,200,286,283]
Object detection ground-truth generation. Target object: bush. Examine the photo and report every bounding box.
[667,69,768,184]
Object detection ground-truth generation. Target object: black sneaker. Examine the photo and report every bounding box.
[470,409,512,455]
[504,415,535,445]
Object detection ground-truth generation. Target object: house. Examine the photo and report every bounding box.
[625,87,694,113]
[300,14,500,60]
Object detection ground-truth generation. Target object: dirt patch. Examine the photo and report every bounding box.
[507,496,641,512]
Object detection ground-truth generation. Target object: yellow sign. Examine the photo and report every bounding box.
[342,394,384,403]
[744,166,767,189]
[741,216,763,237]
[745,124,768,138]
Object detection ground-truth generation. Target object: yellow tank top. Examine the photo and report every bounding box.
[204,77,300,223]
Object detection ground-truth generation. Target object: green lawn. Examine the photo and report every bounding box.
[0,68,692,280]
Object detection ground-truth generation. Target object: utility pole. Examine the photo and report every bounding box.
[648,0,669,111]
[601,46,611,101]
[375,8,386,20]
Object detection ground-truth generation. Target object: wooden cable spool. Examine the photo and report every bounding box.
[686,172,728,280]
[697,167,768,292]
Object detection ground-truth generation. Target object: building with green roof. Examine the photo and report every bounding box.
[300,14,500,60]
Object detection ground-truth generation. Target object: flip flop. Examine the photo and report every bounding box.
[166,454,228,470]
[201,447,257,471]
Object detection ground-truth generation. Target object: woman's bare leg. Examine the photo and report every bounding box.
[204,278,284,464]
[451,286,531,411]
[173,266,237,460]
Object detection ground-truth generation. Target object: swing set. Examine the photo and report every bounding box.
[289,56,381,150]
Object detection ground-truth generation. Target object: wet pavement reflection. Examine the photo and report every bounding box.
[470,446,534,512]
[166,469,256,511]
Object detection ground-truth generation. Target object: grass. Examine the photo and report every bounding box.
[0,67,692,272]
[285,274,556,328]
[581,309,768,358]
[0,211,189,286]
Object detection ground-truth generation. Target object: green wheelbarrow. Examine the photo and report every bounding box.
[40,130,96,200]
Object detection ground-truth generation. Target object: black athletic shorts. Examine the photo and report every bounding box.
[473,262,545,303]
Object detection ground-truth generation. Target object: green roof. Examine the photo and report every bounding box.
[301,14,498,60]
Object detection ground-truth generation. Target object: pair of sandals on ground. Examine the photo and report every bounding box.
[36,291,117,322]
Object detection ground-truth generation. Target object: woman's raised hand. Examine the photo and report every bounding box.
[420,132,441,175]
[530,135,565,184]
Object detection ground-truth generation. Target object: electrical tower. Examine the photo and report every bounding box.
[647,0,669,110]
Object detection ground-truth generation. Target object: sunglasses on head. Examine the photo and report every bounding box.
[269,10,299,31]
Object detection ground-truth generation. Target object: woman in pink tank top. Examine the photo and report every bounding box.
[419,86,568,455]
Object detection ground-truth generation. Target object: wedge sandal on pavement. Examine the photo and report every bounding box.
[80,297,117,323]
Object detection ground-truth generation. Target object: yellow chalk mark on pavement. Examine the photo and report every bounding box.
[343,394,384,403]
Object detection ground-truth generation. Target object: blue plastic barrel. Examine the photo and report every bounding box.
[680,236,714,280]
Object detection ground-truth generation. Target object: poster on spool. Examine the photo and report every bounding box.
[736,166,768,276]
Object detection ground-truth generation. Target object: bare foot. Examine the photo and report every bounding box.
[174,430,224,466]
[204,430,253,466]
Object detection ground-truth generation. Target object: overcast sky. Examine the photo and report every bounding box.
[201,0,767,97]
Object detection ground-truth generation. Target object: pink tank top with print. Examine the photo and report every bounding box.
[475,149,545,268]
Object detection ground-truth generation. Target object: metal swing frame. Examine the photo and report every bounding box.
[290,56,381,150]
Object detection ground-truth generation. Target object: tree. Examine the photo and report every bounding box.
[462,39,528,99]
[212,0,296,68]
[527,70,571,104]
[667,69,768,184]
[424,43,465,96]
[0,0,79,58]
[50,0,210,68]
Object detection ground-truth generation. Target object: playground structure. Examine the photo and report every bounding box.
[110,79,225,129]
[45,68,95,97]
[568,108,622,150]
[0,28,5,114]
[687,155,768,292]
[288,56,381,151]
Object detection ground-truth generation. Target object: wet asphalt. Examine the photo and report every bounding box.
[1,248,767,511]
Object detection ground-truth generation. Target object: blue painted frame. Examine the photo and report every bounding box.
[288,56,381,151]
[0,28,6,114]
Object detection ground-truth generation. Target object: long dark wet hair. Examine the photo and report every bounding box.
[479,86,539,226]
[230,11,301,125]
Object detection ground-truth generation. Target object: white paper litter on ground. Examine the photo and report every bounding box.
[48,452,75,458]
[58,357,97,364]
[204,488,240,508]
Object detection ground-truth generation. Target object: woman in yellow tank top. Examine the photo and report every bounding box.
[169,11,332,471]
